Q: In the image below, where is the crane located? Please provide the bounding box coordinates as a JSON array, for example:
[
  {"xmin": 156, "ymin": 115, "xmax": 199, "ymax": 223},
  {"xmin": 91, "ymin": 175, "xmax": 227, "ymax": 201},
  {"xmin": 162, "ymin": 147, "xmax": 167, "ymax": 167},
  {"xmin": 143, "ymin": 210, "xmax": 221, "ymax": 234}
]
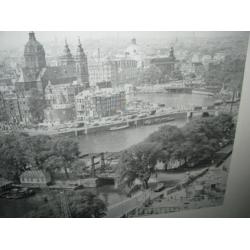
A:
[{"xmin": 79, "ymin": 152, "xmax": 115, "ymax": 177}]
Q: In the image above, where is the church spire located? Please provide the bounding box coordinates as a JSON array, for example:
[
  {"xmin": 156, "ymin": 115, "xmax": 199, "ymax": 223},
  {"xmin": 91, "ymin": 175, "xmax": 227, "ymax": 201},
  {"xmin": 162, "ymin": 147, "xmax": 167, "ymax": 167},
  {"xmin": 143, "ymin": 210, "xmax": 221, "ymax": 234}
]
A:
[
  {"xmin": 64, "ymin": 38, "xmax": 68, "ymax": 48},
  {"xmin": 60, "ymin": 38, "xmax": 74, "ymax": 66},
  {"xmin": 76, "ymin": 37, "xmax": 85, "ymax": 56},
  {"xmin": 169, "ymin": 47, "xmax": 175, "ymax": 59},
  {"xmin": 63, "ymin": 38, "xmax": 71, "ymax": 55},
  {"xmin": 75, "ymin": 37, "xmax": 89, "ymax": 88}
]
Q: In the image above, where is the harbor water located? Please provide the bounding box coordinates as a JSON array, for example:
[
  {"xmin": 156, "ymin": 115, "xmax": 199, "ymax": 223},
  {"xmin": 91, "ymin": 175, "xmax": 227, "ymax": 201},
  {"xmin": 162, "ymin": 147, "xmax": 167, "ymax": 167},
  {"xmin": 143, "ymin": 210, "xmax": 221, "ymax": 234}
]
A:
[
  {"xmin": 0, "ymin": 93, "xmax": 216, "ymax": 217},
  {"xmin": 78, "ymin": 93, "xmax": 215, "ymax": 154}
]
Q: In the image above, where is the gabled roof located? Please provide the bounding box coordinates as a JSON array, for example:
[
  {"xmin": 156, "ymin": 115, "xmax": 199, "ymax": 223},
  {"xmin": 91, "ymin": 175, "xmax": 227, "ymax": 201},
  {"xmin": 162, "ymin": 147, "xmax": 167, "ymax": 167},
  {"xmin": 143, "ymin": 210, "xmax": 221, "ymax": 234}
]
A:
[
  {"xmin": 17, "ymin": 65, "xmax": 77, "ymax": 86},
  {"xmin": 20, "ymin": 170, "xmax": 50, "ymax": 180},
  {"xmin": 42, "ymin": 65, "xmax": 77, "ymax": 85}
]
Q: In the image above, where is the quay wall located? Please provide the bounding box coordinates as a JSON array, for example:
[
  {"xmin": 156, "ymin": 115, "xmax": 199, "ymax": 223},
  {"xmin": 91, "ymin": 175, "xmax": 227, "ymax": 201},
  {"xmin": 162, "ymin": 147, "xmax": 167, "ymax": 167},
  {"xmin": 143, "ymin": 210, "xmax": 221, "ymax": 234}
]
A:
[
  {"xmin": 137, "ymin": 87, "xmax": 192, "ymax": 94},
  {"xmin": 26, "ymin": 108, "xmax": 217, "ymax": 137},
  {"xmin": 49, "ymin": 111, "xmax": 188, "ymax": 137}
]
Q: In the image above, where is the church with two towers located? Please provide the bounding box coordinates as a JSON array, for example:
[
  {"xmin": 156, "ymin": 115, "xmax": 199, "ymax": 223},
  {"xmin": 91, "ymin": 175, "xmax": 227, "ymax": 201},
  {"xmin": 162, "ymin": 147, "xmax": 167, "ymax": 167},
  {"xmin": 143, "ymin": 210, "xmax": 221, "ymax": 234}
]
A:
[{"xmin": 16, "ymin": 31, "xmax": 89, "ymax": 94}]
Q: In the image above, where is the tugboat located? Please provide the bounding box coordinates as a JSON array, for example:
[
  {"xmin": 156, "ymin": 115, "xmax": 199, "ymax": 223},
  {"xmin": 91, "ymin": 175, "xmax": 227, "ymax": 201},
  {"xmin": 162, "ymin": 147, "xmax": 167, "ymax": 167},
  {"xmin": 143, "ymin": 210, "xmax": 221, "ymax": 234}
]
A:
[
  {"xmin": 2, "ymin": 187, "xmax": 36, "ymax": 199},
  {"xmin": 214, "ymin": 100, "xmax": 224, "ymax": 106}
]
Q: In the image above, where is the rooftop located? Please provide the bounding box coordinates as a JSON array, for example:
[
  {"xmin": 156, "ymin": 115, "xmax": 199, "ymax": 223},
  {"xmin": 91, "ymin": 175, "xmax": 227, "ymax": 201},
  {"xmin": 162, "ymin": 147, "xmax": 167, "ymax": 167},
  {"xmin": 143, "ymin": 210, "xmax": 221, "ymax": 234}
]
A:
[
  {"xmin": 76, "ymin": 87, "xmax": 125, "ymax": 99},
  {"xmin": 20, "ymin": 170, "xmax": 50, "ymax": 179}
]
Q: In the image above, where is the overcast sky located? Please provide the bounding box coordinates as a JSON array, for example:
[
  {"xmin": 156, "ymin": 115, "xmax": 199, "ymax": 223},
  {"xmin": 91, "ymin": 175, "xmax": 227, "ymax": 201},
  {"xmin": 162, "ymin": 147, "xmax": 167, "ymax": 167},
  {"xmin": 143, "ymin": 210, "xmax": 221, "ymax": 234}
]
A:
[{"xmin": 0, "ymin": 31, "xmax": 248, "ymax": 51}]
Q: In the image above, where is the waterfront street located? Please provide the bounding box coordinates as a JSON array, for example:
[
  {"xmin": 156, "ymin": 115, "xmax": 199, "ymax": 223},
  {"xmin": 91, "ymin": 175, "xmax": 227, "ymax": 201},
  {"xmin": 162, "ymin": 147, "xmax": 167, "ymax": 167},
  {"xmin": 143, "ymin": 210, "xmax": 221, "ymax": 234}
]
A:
[
  {"xmin": 0, "ymin": 30, "xmax": 245, "ymax": 218},
  {"xmin": 19, "ymin": 92, "xmax": 238, "ymax": 155},
  {"xmin": 78, "ymin": 92, "xmax": 216, "ymax": 154}
]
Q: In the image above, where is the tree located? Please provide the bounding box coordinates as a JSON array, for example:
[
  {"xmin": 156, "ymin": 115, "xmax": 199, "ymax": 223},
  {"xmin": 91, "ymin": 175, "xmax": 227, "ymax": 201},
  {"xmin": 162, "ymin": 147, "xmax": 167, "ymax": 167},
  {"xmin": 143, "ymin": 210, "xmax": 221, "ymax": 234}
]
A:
[
  {"xmin": 204, "ymin": 57, "xmax": 246, "ymax": 92},
  {"xmin": 43, "ymin": 155, "xmax": 66, "ymax": 181},
  {"xmin": 179, "ymin": 114, "xmax": 235, "ymax": 167},
  {"xmin": 50, "ymin": 138, "xmax": 80, "ymax": 179},
  {"xmin": 0, "ymin": 133, "xmax": 83, "ymax": 182},
  {"xmin": 147, "ymin": 125, "xmax": 184, "ymax": 170},
  {"xmin": 172, "ymin": 69, "xmax": 183, "ymax": 80},
  {"xmin": 28, "ymin": 135, "xmax": 53, "ymax": 167},
  {"xmin": 181, "ymin": 130, "xmax": 217, "ymax": 167},
  {"xmin": 118, "ymin": 142, "xmax": 160, "ymax": 190},
  {"xmin": 222, "ymin": 57, "xmax": 246, "ymax": 91},
  {"xmin": 68, "ymin": 191, "xmax": 106, "ymax": 218},
  {"xmin": 0, "ymin": 132, "xmax": 32, "ymax": 181},
  {"xmin": 28, "ymin": 88, "xmax": 47, "ymax": 124},
  {"xmin": 185, "ymin": 113, "xmax": 235, "ymax": 146},
  {"xmin": 71, "ymin": 159, "xmax": 87, "ymax": 176},
  {"xmin": 148, "ymin": 125, "xmax": 184, "ymax": 146},
  {"xmin": 26, "ymin": 190, "xmax": 107, "ymax": 218}
]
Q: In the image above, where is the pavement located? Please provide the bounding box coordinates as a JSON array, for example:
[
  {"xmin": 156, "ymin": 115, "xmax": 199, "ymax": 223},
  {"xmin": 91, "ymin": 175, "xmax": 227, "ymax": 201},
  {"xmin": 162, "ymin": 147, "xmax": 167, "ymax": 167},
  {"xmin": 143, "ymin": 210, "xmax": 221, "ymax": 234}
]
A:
[
  {"xmin": 105, "ymin": 168, "xmax": 209, "ymax": 218},
  {"xmin": 139, "ymin": 155, "xmax": 231, "ymax": 218}
]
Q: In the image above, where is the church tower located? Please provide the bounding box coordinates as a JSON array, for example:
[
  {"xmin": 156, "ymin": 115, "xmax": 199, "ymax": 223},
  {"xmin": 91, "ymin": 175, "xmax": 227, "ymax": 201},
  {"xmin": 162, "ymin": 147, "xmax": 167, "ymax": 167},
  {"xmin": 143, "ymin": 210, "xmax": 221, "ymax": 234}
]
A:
[
  {"xmin": 169, "ymin": 47, "xmax": 175, "ymax": 60},
  {"xmin": 59, "ymin": 39, "xmax": 75, "ymax": 66},
  {"xmin": 24, "ymin": 32, "xmax": 46, "ymax": 70},
  {"xmin": 75, "ymin": 38, "xmax": 89, "ymax": 88}
]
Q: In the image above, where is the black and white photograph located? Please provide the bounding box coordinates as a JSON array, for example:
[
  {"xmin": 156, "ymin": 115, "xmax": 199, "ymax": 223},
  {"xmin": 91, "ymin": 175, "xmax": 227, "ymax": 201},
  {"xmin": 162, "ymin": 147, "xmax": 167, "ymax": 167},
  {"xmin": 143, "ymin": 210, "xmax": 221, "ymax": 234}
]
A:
[{"xmin": 0, "ymin": 30, "xmax": 248, "ymax": 218}]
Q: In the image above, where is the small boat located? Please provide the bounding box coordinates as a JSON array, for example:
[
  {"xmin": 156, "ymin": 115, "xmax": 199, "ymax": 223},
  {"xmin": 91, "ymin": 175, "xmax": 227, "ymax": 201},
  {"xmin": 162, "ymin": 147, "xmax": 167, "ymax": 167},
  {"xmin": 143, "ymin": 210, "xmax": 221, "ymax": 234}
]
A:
[
  {"xmin": 225, "ymin": 99, "xmax": 239, "ymax": 104},
  {"xmin": 192, "ymin": 89, "xmax": 215, "ymax": 96},
  {"xmin": 214, "ymin": 100, "xmax": 224, "ymax": 106},
  {"xmin": 158, "ymin": 103, "xmax": 166, "ymax": 107},
  {"xmin": 109, "ymin": 124, "xmax": 130, "ymax": 131},
  {"xmin": 161, "ymin": 117, "xmax": 175, "ymax": 123},
  {"xmin": 138, "ymin": 114, "xmax": 147, "ymax": 118},
  {"xmin": 1, "ymin": 188, "xmax": 36, "ymax": 199},
  {"xmin": 150, "ymin": 110, "xmax": 156, "ymax": 115}
]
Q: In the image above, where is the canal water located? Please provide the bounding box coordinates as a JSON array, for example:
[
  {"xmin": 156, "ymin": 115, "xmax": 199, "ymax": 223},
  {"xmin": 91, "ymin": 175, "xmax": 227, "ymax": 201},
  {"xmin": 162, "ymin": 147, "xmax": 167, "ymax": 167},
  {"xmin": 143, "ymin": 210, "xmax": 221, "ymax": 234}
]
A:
[
  {"xmin": 78, "ymin": 93, "xmax": 215, "ymax": 154},
  {"xmin": 0, "ymin": 93, "xmax": 215, "ymax": 217},
  {"xmin": 135, "ymin": 92, "xmax": 214, "ymax": 108}
]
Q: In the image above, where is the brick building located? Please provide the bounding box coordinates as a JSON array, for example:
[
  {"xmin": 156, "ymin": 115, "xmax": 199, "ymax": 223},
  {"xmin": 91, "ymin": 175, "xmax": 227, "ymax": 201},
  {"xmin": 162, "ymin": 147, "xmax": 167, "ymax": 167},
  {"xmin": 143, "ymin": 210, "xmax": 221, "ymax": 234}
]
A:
[
  {"xmin": 150, "ymin": 47, "xmax": 177, "ymax": 79},
  {"xmin": 88, "ymin": 58, "xmax": 138, "ymax": 87},
  {"xmin": 75, "ymin": 88, "xmax": 126, "ymax": 121}
]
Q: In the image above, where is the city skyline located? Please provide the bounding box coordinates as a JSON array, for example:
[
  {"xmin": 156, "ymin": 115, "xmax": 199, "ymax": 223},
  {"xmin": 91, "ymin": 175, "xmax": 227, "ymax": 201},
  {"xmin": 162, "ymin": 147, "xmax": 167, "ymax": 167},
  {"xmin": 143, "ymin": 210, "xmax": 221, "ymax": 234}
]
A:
[
  {"xmin": 0, "ymin": 31, "xmax": 248, "ymax": 218},
  {"xmin": 0, "ymin": 31, "xmax": 248, "ymax": 51}
]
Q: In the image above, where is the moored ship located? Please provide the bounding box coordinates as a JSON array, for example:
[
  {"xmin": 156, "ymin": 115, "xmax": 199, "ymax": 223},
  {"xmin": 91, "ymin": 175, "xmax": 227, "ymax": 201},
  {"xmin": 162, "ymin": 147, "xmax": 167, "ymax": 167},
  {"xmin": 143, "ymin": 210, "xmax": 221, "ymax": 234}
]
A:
[
  {"xmin": 109, "ymin": 124, "xmax": 130, "ymax": 131},
  {"xmin": 192, "ymin": 89, "xmax": 215, "ymax": 96}
]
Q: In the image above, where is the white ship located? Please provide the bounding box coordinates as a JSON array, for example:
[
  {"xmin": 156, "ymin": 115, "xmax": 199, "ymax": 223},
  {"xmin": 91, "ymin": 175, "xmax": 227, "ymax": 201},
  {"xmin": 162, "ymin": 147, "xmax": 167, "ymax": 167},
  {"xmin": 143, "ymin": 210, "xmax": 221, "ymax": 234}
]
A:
[
  {"xmin": 192, "ymin": 89, "xmax": 215, "ymax": 96},
  {"xmin": 109, "ymin": 124, "xmax": 130, "ymax": 131}
]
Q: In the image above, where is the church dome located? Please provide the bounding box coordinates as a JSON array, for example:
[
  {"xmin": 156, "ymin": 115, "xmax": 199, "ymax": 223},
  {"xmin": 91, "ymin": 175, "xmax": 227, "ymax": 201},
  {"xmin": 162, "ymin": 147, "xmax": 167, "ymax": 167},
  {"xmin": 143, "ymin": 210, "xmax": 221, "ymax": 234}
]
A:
[
  {"xmin": 24, "ymin": 32, "xmax": 45, "ymax": 56},
  {"xmin": 125, "ymin": 38, "xmax": 142, "ymax": 56},
  {"xmin": 24, "ymin": 32, "xmax": 46, "ymax": 69}
]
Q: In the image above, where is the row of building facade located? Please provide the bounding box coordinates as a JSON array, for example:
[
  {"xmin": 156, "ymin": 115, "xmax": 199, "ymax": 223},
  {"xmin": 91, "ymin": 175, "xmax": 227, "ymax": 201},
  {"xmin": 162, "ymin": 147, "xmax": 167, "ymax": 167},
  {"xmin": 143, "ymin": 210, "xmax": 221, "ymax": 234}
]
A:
[{"xmin": 0, "ymin": 32, "xmax": 179, "ymax": 125}]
